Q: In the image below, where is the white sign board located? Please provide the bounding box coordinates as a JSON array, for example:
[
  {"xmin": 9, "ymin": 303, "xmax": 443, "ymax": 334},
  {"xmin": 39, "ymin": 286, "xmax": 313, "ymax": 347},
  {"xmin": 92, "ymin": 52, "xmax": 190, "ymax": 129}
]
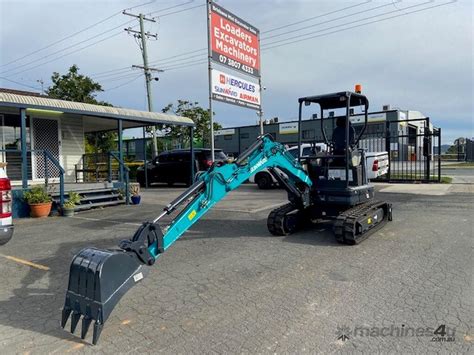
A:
[
  {"xmin": 211, "ymin": 69, "xmax": 260, "ymax": 110},
  {"xmin": 350, "ymin": 112, "xmax": 387, "ymax": 124},
  {"xmin": 214, "ymin": 128, "xmax": 236, "ymax": 136},
  {"xmin": 279, "ymin": 122, "xmax": 298, "ymax": 134}
]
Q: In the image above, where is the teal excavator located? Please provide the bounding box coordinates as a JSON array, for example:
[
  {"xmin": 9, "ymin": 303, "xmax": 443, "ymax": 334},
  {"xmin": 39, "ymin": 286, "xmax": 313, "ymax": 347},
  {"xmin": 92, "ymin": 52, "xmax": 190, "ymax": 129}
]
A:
[{"xmin": 61, "ymin": 92, "xmax": 392, "ymax": 344}]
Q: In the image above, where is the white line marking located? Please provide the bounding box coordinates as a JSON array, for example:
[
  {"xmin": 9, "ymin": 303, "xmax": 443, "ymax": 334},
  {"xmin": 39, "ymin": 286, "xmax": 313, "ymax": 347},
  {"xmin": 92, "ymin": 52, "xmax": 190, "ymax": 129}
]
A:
[{"xmin": 71, "ymin": 216, "xmax": 141, "ymax": 226}]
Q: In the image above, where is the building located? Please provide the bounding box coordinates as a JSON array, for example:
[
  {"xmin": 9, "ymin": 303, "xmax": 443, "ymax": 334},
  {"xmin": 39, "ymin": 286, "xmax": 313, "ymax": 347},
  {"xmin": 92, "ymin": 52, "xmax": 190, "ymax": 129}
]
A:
[
  {"xmin": 0, "ymin": 88, "xmax": 194, "ymax": 216},
  {"xmin": 214, "ymin": 108, "xmax": 437, "ymax": 162}
]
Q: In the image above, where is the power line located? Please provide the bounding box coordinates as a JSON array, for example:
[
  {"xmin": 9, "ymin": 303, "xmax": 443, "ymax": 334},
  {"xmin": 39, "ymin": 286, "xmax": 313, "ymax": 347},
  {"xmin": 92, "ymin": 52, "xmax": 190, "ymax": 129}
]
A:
[
  {"xmin": 104, "ymin": 74, "xmax": 143, "ymax": 91},
  {"xmin": 151, "ymin": 52, "xmax": 205, "ymax": 66},
  {"xmin": 147, "ymin": 0, "xmax": 195, "ymax": 16},
  {"xmin": 261, "ymin": 0, "xmax": 371, "ymax": 34},
  {"xmin": 261, "ymin": 0, "xmax": 433, "ymax": 48},
  {"xmin": 156, "ymin": 1, "xmax": 455, "ymax": 70},
  {"xmin": 2, "ymin": 1, "xmax": 200, "ymax": 78},
  {"xmin": 150, "ymin": 2, "xmax": 204, "ymax": 17},
  {"xmin": 92, "ymin": 67, "xmax": 135, "ymax": 79},
  {"xmin": 100, "ymin": 72, "xmax": 143, "ymax": 83},
  {"xmin": 0, "ymin": 76, "xmax": 41, "ymax": 91},
  {"xmin": 90, "ymin": 66, "xmax": 131, "ymax": 77},
  {"xmin": 130, "ymin": 1, "xmax": 389, "ymax": 70},
  {"xmin": 0, "ymin": 0, "xmax": 157, "ymax": 69},
  {"xmin": 261, "ymin": 1, "xmax": 396, "ymax": 41},
  {"xmin": 0, "ymin": 19, "xmax": 136, "ymax": 76},
  {"xmin": 161, "ymin": 59, "xmax": 207, "ymax": 71},
  {"xmin": 4, "ymin": 29, "xmax": 134, "ymax": 78},
  {"xmin": 262, "ymin": 0, "xmax": 456, "ymax": 51}
]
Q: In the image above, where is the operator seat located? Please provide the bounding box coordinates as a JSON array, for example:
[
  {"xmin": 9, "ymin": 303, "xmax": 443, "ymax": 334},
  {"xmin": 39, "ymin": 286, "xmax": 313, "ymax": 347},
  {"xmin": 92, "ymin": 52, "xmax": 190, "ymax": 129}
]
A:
[{"xmin": 331, "ymin": 117, "xmax": 355, "ymax": 166}]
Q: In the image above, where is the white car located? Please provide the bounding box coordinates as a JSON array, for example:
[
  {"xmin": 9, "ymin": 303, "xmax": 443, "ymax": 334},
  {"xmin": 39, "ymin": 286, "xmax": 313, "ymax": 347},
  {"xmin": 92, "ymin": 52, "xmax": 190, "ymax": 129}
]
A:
[
  {"xmin": 249, "ymin": 143, "xmax": 326, "ymax": 189},
  {"xmin": 0, "ymin": 163, "xmax": 13, "ymax": 245},
  {"xmin": 249, "ymin": 144, "xmax": 388, "ymax": 189}
]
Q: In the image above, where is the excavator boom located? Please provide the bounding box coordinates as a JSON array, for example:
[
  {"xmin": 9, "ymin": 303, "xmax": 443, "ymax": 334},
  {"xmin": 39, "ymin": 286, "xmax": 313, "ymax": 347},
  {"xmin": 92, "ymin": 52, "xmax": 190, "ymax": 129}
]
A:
[{"xmin": 61, "ymin": 135, "xmax": 312, "ymax": 344}]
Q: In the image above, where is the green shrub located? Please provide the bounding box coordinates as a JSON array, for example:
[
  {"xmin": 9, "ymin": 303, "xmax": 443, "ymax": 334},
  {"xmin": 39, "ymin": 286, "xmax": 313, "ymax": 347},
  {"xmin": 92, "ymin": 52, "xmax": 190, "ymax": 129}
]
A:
[
  {"xmin": 23, "ymin": 186, "xmax": 52, "ymax": 204},
  {"xmin": 64, "ymin": 191, "xmax": 82, "ymax": 209}
]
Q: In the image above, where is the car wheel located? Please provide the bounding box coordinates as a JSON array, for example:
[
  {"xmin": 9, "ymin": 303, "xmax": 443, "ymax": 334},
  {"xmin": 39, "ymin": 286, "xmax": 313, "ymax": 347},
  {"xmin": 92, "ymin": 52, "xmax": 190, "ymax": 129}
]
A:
[{"xmin": 256, "ymin": 173, "xmax": 272, "ymax": 189}]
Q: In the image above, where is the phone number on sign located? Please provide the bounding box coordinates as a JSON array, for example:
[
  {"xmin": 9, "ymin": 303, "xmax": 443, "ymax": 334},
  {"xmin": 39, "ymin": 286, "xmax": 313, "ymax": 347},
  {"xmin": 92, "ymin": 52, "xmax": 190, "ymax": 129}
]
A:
[{"xmin": 217, "ymin": 54, "xmax": 256, "ymax": 76}]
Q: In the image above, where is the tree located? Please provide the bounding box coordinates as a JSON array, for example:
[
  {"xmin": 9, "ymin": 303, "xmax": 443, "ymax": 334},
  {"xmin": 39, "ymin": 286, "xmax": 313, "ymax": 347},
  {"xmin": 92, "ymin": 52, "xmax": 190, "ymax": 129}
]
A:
[
  {"xmin": 160, "ymin": 100, "xmax": 222, "ymax": 148},
  {"xmin": 46, "ymin": 65, "xmax": 116, "ymax": 153},
  {"xmin": 46, "ymin": 64, "xmax": 110, "ymax": 105}
]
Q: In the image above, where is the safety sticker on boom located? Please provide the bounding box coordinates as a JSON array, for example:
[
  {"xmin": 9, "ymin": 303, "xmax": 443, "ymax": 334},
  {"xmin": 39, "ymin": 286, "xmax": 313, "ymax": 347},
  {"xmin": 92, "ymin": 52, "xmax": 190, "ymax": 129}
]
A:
[{"xmin": 188, "ymin": 210, "xmax": 197, "ymax": 221}]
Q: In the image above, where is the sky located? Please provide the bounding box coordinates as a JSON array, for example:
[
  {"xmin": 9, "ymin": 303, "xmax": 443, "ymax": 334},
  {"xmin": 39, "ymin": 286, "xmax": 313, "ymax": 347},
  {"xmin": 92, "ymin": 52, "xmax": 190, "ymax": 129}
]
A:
[{"xmin": 0, "ymin": 0, "xmax": 472, "ymax": 144}]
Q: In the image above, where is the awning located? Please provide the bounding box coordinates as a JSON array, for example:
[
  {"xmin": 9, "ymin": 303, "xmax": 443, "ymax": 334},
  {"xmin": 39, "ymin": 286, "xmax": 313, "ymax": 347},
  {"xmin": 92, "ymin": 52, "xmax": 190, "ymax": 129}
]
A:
[{"xmin": 0, "ymin": 92, "xmax": 194, "ymax": 127}]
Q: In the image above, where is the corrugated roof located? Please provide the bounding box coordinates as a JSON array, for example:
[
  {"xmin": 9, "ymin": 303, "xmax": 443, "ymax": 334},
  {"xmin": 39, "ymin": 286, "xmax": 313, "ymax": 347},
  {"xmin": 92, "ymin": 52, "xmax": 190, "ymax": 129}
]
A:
[{"xmin": 0, "ymin": 92, "xmax": 194, "ymax": 127}]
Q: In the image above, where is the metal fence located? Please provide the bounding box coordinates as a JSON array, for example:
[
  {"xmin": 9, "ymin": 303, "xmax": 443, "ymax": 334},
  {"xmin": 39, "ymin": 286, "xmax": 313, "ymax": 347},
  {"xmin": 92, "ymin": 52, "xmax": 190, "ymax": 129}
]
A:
[{"xmin": 369, "ymin": 117, "xmax": 441, "ymax": 183}]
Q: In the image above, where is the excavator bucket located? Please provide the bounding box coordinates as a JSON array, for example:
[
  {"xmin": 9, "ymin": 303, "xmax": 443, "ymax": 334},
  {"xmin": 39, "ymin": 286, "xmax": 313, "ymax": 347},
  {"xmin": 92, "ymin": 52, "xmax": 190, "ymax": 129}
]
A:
[{"xmin": 61, "ymin": 247, "xmax": 147, "ymax": 344}]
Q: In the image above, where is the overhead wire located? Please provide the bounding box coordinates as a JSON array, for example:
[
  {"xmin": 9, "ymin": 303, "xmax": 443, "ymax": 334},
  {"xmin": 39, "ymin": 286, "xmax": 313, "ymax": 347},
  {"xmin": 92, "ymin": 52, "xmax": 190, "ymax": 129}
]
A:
[
  {"xmin": 104, "ymin": 74, "xmax": 143, "ymax": 91},
  {"xmin": 260, "ymin": 0, "xmax": 372, "ymax": 34},
  {"xmin": 261, "ymin": 0, "xmax": 455, "ymax": 51},
  {"xmin": 0, "ymin": 76, "xmax": 42, "ymax": 91},
  {"xmin": 99, "ymin": 0, "xmax": 457, "ymax": 91},
  {"xmin": 0, "ymin": 0, "xmax": 158, "ymax": 70},
  {"xmin": 1, "ymin": 1, "xmax": 200, "ymax": 78},
  {"xmin": 261, "ymin": 1, "xmax": 397, "ymax": 41},
  {"xmin": 4, "ymin": 0, "xmax": 457, "ymax": 91}
]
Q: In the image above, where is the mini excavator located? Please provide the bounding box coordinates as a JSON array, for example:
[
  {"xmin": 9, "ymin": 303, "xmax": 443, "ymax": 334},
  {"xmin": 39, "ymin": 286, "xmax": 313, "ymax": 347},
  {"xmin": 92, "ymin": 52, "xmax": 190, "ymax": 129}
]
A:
[{"xmin": 61, "ymin": 91, "xmax": 392, "ymax": 344}]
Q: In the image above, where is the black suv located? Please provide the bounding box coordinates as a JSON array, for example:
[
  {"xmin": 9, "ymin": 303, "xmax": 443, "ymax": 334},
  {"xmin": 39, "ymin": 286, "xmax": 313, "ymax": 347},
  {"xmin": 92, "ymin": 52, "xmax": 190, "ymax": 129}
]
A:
[{"xmin": 136, "ymin": 149, "xmax": 227, "ymax": 186}]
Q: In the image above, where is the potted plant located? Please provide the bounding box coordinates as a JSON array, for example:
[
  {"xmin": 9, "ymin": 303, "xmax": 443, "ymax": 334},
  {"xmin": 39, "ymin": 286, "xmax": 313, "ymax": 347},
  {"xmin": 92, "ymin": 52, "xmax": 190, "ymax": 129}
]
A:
[
  {"xmin": 62, "ymin": 191, "xmax": 81, "ymax": 217},
  {"xmin": 130, "ymin": 183, "xmax": 141, "ymax": 205},
  {"xmin": 23, "ymin": 185, "xmax": 52, "ymax": 218}
]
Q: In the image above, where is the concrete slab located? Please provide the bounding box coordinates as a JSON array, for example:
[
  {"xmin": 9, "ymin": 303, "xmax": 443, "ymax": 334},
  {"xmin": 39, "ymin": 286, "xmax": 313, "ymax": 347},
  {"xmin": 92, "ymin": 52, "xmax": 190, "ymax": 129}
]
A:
[{"xmin": 378, "ymin": 183, "xmax": 451, "ymax": 195}]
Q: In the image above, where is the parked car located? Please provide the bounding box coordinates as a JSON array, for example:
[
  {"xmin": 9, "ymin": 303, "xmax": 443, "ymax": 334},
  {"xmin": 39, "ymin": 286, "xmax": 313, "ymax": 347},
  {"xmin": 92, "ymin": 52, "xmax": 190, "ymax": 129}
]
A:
[
  {"xmin": 249, "ymin": 143, "xmax": 388, "ymax": 189},
  {"xmin": 136, "ymin": 149, "xmax": 228, "ymax": 186},
  {"xmin": 0, "ymin": 163, "xmax": 13, "ymax": 245},
  {"xmin": 365, "ymin": 151, "xmax": 389, "ymax": 180},
  {"xmin": 249, "ymin": 143, "xmax": 327, "ymax": 189}
]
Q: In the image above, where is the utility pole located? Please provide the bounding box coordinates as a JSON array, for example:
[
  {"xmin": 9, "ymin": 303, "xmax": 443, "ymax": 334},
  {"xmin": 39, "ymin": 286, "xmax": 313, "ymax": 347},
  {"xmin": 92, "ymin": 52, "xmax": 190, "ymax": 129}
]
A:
[
  {"xmin": 258, "ymin": 82, "xmax": 266, "ymax": 135},
  {"xmin": 36, "ymin": 79, "xmax": 44, "ymax": 94},
  {"xmin": 123, "ymin": 10, "xmax": 162, "ymax": 157},
  {"xmin": 206, "ymin": 0, "xmax": 215, "ymax": 161}
]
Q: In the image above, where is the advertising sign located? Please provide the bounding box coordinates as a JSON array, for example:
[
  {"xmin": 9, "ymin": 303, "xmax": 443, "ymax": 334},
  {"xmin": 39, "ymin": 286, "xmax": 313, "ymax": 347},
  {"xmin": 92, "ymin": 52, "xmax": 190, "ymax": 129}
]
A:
[
  {"xmin": 350, "ymin": 112, "xmax": 387, "ymax": 124},
  {"xmin": 209, "ymin": 2, "xmax": 260, "ymax": 78},
  {"xmin": 214, "ymin": 128, "xmax": 236, "ymax": 136},
  {"xmin": 211, "ymin": 69, "xmax": 260, "ymax": 110},
  {"xmin": 279, "ymin": 122, "xmax": 299, "ymax": 134}
]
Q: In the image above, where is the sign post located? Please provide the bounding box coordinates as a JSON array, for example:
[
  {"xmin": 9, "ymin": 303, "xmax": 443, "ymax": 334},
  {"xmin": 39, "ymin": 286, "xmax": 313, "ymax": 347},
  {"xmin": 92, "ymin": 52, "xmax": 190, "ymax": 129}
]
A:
[
  {"xmin": 206, "ymin": 0, "xmax": 215, "ymax": 161},
  {"xmin": 207, "ymin": 0, "xmax": 261, "ymax": 159}
]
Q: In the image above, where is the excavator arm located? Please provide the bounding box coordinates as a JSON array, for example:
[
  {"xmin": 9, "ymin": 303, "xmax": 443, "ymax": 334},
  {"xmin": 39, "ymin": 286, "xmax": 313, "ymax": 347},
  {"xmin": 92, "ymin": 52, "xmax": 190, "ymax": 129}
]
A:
[{"xmin": 61, "ymin": 135, "xmax": 312, "ymax": 344}]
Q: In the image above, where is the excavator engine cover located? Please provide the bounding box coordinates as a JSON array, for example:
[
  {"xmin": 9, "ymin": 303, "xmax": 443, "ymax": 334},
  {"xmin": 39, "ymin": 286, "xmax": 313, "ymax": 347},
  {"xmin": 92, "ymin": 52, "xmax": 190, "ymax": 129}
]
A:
[{"xmin": 61, "ymin": 247, "xmax": 146, "ymax": 344}]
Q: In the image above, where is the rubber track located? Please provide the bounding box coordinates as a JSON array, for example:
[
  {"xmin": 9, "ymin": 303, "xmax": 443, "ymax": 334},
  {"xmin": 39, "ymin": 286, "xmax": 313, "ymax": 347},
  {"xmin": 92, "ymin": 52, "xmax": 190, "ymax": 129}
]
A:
[
  {"xmin": 333, "ymin": 200, "xmax": 392, "ymax": 245},
  {"xmin": 267, "ymin": 203, "xmax": 299, "ymax": 236}
]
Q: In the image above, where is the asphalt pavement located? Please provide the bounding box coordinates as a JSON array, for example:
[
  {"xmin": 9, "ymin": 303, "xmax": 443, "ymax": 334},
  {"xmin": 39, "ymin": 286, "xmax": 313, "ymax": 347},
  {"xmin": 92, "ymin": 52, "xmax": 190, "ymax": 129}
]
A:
[{"xmin": 0, "ymin": 183, "xmax": 472, "ymax": 354}]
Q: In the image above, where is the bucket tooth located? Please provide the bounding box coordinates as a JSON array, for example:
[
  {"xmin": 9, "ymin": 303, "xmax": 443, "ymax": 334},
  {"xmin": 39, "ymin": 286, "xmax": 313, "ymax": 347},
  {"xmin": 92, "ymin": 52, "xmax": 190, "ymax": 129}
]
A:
[
  {"xmin": 81, "ymin": 316, "xmax": 92, "ymax": 339},
  {"xmin": 61, "ymin": 307, "xmax": 71, "ymax": 328},
  {"xmin": 70, "ymin": 312, "xmax": 81, "ymax": 334},
  {"xmin": 62, "ymin": 247, "xmax": 147, "ymax": 344},
  {"xmin": 92, "ymin": 321, "xmax": 103, "ymax": 345}
]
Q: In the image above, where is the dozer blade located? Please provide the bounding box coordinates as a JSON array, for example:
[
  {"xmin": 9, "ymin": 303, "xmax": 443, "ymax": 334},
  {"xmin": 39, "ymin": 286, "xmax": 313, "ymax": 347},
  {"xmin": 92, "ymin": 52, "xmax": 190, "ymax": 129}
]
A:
[{"xmin": 61, "ymin": 247, "xmax": 147, "ymax": 344}]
